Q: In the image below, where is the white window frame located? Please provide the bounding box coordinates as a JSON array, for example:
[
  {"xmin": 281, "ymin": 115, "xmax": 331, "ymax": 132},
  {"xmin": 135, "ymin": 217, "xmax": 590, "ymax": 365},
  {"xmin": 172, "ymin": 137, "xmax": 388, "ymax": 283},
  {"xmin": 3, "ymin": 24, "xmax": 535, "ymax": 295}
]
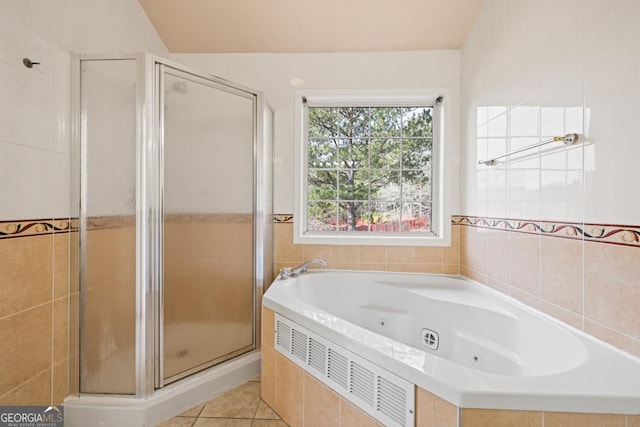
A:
[{"xmin": 293, "ymin": 88, "xmax": 451, "ymax": 246}]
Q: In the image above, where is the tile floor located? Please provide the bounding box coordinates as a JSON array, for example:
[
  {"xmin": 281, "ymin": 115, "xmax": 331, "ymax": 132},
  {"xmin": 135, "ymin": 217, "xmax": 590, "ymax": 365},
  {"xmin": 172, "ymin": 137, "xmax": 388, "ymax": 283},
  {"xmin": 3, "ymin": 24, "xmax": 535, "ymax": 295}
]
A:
[{"xmin": 157, "ymin": 377, "xmax": 288, "ymax": 427}]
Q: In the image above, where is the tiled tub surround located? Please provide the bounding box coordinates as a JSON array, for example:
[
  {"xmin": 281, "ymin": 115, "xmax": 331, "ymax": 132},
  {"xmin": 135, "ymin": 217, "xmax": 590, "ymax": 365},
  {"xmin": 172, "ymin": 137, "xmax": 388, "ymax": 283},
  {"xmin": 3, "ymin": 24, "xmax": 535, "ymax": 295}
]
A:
[
  {"xmin": 273, "ymin": 215, "xmax": 460, "ymax": 276},
  {"xmin": 274, "ymin": 214, "xmax": 640, "ymax": 359},
  {"xmin": 269, "ymin": 214, "xmax": 640, "ymax": 424},
  {"xmin": 457, "ymin": 215, "xmax": 640, "ymax": 359},
  {"xmin": 0, "ymin": 218, "xmax": 76, "ymax": 405},
  {"xmin": 261, "ymin": 306, "xmax": 458, "ymax": 427},
  {"xmin": 262, "ymin": 307, "xmax": 639, "ymax": 427}
]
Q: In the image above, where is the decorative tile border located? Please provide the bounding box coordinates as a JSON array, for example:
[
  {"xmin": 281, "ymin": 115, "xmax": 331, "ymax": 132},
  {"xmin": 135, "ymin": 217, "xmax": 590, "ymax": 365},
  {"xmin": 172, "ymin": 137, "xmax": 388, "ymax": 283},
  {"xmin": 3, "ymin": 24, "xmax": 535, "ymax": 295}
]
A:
[
  {"xmin": 454, "ymin": 215, "xmax": 640, "ymax": 248},
  {"xmin": 1, "ymin": 214, "xmax": 256, "ymax": 237},
  {"xmin": 0, "ymin": 218, "xmax": 78, "ymax": 240}
]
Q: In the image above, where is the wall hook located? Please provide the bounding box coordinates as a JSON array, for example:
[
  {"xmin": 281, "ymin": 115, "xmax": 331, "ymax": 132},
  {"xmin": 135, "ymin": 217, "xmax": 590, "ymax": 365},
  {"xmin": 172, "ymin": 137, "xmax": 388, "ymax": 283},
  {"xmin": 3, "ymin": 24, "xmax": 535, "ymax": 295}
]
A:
[{"xmin": 23, "ymin": 58, "xmax": 41, "ymax": 68}]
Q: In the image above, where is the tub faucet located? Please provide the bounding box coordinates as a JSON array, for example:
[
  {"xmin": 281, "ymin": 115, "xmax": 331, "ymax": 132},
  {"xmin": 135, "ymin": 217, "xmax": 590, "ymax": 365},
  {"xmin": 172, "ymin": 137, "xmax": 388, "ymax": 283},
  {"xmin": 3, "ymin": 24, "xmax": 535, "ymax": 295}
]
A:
[{"xmin": 279, "ymin": 259, "xmax": 327, "ymax": 279}]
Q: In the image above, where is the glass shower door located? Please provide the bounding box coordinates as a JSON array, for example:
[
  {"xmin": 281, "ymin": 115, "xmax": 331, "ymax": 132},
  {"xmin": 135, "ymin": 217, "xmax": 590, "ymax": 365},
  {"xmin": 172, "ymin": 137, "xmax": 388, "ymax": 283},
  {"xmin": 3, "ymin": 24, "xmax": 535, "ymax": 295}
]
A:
[{"xmin": 160, "ymin": 66, "xmax": 256, "ymax": 385}]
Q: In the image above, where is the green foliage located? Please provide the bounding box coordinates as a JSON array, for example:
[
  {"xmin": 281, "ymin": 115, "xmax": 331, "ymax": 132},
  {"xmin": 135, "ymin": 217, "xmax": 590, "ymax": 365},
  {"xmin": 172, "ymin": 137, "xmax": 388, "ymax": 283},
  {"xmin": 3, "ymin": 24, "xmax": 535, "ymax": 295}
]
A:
[{"xmin": 307, "ymin": 106, "xmax": 433, "ymax": 231}]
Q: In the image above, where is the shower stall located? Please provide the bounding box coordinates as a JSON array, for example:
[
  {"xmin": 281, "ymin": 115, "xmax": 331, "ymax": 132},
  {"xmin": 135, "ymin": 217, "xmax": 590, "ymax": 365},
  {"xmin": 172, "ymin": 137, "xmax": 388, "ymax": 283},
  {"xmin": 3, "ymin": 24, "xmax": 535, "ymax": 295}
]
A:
[{"xmin": 65, "ymin": 53, "xmax": 272, "ymax": 426}]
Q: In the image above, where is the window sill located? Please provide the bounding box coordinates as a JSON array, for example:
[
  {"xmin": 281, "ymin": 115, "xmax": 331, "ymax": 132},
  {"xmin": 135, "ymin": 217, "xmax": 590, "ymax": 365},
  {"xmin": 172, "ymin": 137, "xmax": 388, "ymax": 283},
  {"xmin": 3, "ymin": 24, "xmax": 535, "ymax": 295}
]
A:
[{"xmin": 293, "ymin": 229, "xmax": 451, "ymax": 247}]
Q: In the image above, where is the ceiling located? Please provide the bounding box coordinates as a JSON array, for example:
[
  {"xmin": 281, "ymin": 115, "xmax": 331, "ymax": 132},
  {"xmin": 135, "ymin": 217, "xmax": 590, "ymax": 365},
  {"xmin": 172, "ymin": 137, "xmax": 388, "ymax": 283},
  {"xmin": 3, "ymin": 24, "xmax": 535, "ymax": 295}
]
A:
[{"xmin": 138, "ymin": 0, "xmax": 485, "ymax": 53}]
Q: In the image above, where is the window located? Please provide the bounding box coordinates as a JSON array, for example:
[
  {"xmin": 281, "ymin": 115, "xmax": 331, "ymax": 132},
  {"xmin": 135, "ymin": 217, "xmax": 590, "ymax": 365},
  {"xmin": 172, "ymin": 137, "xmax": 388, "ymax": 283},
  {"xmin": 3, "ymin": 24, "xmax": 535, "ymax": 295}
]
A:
[{"xmin": 294, "ymin": 90, "xmax": 450, "ymax": 246}]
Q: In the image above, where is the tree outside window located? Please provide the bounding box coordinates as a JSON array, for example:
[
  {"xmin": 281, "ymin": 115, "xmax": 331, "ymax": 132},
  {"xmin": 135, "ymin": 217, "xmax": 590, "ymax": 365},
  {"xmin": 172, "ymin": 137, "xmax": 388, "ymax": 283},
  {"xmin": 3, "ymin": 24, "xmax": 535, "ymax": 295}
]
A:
[{"xmin": 306, "ymin": 106, "xmax": 433, "ymax": 234}]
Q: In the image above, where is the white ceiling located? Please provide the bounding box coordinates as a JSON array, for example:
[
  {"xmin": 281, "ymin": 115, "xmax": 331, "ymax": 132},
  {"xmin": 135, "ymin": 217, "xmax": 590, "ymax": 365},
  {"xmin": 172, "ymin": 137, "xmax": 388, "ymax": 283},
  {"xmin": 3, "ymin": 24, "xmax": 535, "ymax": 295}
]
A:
[{"xmin": 138, "ymin": 0, "xmax": 485, "ymax": 53}]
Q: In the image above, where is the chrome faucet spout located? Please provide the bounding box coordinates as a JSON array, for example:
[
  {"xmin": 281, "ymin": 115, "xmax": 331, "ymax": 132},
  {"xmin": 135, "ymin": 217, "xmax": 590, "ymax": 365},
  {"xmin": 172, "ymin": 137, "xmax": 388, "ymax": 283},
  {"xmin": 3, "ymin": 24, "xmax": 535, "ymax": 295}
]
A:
[
  {"xmin": 279, "ymin": 259, "xmax": 327, "ymax": 279},
  {"xmin": 291, "ymin": 259, "xmax": 328, "ymax": 275}
]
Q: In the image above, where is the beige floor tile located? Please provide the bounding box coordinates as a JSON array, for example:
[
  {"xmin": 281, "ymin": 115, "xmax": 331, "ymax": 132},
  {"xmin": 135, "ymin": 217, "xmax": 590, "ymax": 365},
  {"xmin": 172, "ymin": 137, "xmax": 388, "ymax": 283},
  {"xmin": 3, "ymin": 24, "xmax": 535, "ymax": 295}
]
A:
[
  {"xmin": 251, "ymin": 420, "xmax": 288, "ymax": 427},
  {"xmin": 193, "ymin": 418, "xmax": 252, "ymax": 427},
  {"xmin": 200, "ymin": 382, "xmax": 261, "ymax": 418},
  {"xmin": 180, "ymin": 404, "xmax": 205, "ymax": 417},
  {"xmin": 254, "ymin": 400, "xmax": 280, "ymax": 420},
  {"xmin": 158, "ymin": 417, "xmax": 197, "ymax": 427}
]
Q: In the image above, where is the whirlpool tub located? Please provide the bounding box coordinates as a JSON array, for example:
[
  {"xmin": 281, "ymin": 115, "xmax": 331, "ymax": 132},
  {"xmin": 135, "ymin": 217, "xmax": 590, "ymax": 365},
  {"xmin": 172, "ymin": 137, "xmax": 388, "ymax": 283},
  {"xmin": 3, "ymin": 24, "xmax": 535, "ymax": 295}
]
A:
[{"xmin": 262, "ymin": 270, "xmax": 640, "ymax": 416}]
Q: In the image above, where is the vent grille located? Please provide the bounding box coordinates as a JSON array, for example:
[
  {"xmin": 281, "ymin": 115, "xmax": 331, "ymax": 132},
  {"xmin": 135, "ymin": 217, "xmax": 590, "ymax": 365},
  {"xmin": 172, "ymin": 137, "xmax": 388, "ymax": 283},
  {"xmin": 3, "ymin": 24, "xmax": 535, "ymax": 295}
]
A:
[
  {"xmin": 308, "ymin": 338, "xmax": 326, "ymax": 374},
  {"xmin": 350, "ymin": 362, "xmax": 374, "ymax": 405},
  {"xmin": 327, "ymin": 349, "xmax": 349, "ymax": 389},
  {"xmin": 291, "ymin": 329, "xmax": 308, "ymax": 362},
  {"xmin": 274, "ymin": 314, "xmax": 414, "ymax": 427},
  {"xmin": 275, "ymin": 320, "xmax": 290, "ymax": 350},
  {"xmin": 377, "ymin": 377, "xmax": 407, "ymax": 426}
]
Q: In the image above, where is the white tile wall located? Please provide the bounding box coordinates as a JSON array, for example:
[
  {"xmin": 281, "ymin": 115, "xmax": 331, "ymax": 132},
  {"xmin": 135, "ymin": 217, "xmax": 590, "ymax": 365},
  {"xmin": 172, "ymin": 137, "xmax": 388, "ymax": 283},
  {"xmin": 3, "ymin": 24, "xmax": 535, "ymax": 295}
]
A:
[
  {"xmin": 461, "ymin": 0, "xmax": 640, "ymax": 226},
  {"xmin": 0, "ymin": 0, "xmax": 167, "ymax": 221},
  {"xmin": 174, "ymin": 51, "xmax": 462, "ymax": 215}
]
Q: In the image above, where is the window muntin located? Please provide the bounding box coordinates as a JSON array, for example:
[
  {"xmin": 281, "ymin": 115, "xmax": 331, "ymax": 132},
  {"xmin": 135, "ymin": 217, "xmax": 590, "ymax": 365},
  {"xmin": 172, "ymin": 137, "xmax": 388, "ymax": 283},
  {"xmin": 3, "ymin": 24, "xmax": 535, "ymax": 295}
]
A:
[
  {"xmin": 293, "ymin": 88, "xmax": 455, "ymax": 246},
  {"xmin": 305, "ymin": 105, "xmax": 434, "ymax": 235}
]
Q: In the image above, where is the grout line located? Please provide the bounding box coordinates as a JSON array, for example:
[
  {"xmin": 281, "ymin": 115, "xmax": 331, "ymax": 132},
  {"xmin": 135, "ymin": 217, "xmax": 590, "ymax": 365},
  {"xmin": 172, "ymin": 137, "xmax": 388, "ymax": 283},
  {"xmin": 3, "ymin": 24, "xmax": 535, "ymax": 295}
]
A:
[
  {"xmin": 0, "ymin": 300, "xmax": 54, "ymax": 322},
  {"xmin": 51, "ymin": 228, "xmax": 55, "ymax": 406},
  {"xmin": 194, "ymin": 402, "xmax": 205, "ymax": 419},
  {"xmin": 580, "ymin": 2, "xmax": 587, "ymax": 338},
  {"xmin": 0, "ymin": 136, "xmax": 59, "ymax": 154},
  {"xmin": 197, "ymin": 416, "xmax": 256, "ymax": 420},
  {"xmin": 250, "ymin": 395, "xmax": 260, "ymax": 421},
  {"xmin": 580, "ymin": 234, "xmax": 586, "ymax": 332}
]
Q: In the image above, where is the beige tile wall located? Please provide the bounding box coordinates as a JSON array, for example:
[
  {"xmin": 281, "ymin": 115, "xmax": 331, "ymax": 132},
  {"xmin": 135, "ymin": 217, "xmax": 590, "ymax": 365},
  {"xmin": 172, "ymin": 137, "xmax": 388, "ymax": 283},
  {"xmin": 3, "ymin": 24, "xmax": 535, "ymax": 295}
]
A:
[
  {"xmin": 0, "ymin": 231, "xmax": 70, "ymax": 405},
  {"xmin": 460, "ymin": 225, "xmax": 640, "ymax": 358},
  {"xmin": 273, "ymin": 222, "xmax": 460, "ymax": 281},
  {"xmin": 262, "ymin": 306, "xmax": 384, "ymax": 427},
  {"xmin": 415, "ymin": 387, "xmax": 457, "ymax": 427},
  {"xmin": 459, "ymin": 409, "xmax": 635, "ymax": 427}
]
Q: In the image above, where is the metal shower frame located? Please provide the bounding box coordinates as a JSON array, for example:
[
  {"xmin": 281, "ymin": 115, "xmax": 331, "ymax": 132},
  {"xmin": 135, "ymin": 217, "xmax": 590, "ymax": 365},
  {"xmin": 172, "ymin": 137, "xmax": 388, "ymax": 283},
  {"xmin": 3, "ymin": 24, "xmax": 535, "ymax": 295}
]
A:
[{"xmin": 76, "ymin": 52, "xmax": 272, "ymax": 397}]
